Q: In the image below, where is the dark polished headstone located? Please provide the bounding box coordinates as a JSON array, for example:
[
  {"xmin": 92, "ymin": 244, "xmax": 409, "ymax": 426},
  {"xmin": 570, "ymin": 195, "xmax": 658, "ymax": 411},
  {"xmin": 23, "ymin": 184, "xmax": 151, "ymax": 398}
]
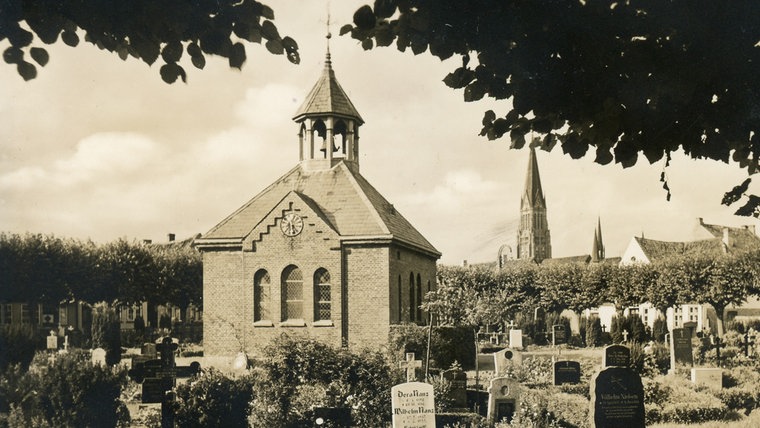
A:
[
  {"xmin": 603, "ymin": 344, "xmax": 630, "ymax": 368},
  {"xmin": 553, "ymin": 360, "xmax": 581, "ymax": 385},
  {"xmin": 590, "ymin": 367, "xmax": 645, "ymax": 428}
]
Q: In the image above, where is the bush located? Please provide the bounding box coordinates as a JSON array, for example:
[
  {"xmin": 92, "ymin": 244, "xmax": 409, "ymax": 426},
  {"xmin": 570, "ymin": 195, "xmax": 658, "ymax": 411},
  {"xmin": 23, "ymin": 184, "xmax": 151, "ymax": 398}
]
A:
[
  {"xmin": 92, "ymin": 302, "xmax": 121, "ymax": 366},
  {"xmin": 0, "ymin": 350, "xmax": 129, "ymax": 427},
  {"xmin": 652, "ymin": 317, "xmax": 668, "ymax": 342},
  {"xmin": 585, "ymin": 317, "xmax": 603, "ymax": 347},
  {"xmin": 645, "ymin": 374, "xmax": 730, "ymax": 424},
  {"xmin": 718, "ymin": 388, "xmax": 757, "ymax": 415},
  {"xmin": 173, "ymin": 368, "xmax": 255, "ymax": 428},
  {"xmin": 0, "ymin": 324, "xmax": 40, "ymax": 371},
  {"xmin": 249, "ymin": 335, "xmax": 394, "ymax": 428},
  {"xmin": 389, "ymin": 324, "xmax": 475, "ymax": 370}
]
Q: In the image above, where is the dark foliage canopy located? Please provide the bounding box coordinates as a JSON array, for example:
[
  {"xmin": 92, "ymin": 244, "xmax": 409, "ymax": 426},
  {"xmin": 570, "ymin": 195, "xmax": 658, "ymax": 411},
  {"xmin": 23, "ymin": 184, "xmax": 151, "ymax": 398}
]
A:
[
  {"xmin": 1, "ymin": 0, "xmax": 299, "ymax": 83},
  {"xmin": 343, "ymin": 0, "xmax": 760, "ymax": 216}
]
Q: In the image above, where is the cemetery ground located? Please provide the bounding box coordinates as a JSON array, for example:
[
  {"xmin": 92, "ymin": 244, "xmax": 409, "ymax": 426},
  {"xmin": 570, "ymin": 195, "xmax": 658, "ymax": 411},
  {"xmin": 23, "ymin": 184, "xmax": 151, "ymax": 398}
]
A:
[{"xmin": 4, "ymin": 324, "xmax": 760, "ymax": 427}]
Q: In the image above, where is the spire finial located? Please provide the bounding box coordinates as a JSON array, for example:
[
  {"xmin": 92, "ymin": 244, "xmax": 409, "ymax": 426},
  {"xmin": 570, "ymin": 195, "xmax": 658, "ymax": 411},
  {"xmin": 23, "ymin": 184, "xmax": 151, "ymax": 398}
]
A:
[{"xmin": 325, "ymin": 2, "xmax": 332, "ymax": 64}]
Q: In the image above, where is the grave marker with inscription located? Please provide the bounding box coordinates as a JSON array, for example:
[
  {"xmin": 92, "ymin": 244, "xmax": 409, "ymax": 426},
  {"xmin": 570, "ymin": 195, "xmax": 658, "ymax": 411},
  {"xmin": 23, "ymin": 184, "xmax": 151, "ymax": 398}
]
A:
[
  {"xmin": 670, "ymin": 327, "xmax": 694, "ymax": 371},
  {"xmin": 391, "ymin": 382, "xmax": 436, "ymax": 428},
  {"xmin": 602, "ymin": 344, "xmax": 631, "ymax": 368},
  {"xmin": 553, "ymin": 360, "xmax": 581, "ymax": 385},
  {"xmin": 91, "ymin": 348, "xmax": 107, "ymax": 366},
  {"xmin": 590, "ymin": 367, "xmax": 645, "ymax": 428},
  {"xmin": 442, "ymin": 368, "xmax": 468, "ymax": 410}
]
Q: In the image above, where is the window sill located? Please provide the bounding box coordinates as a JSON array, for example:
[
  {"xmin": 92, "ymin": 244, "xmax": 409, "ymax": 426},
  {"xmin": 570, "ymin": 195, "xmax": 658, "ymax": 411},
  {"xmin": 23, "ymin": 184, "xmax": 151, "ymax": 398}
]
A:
[
  {"xmin": 312, "ymin": 320, "xmax": 334, "ymax": 327},
  {"xmin": 253, "ymin": 320, "xmax": 274, "ymax": 328},
  {"xmin": 279, "ymin": 319, "xmax": 307, "ymax": 327}
]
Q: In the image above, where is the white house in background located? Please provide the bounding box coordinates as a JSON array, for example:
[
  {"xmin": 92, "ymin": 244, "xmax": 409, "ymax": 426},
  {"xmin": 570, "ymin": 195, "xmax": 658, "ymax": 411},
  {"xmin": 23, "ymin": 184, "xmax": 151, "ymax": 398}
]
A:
[{"xmin": 618, "ymin": 218, "xmax": 760, "ymax": 332}]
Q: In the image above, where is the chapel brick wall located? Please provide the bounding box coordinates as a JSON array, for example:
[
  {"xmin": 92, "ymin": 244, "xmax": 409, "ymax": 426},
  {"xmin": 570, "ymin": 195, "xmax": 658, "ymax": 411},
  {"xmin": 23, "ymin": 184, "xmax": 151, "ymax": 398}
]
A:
[
  {"xmin": 344, "ymin": 245, "xmax": 390, "ymax": 349},
  {"xmin": 203, "ymin": 251, "xmax": 247, "ymax": 355},
  {"xmin": 389, "ymin": 245, "xmax": 438, "ymax": 325}
]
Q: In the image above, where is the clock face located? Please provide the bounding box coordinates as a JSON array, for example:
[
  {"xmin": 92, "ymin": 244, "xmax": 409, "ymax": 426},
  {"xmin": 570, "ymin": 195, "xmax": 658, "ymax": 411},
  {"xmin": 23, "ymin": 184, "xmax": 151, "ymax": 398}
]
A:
[{"xmin": 280, "ymin": 212, "xmax": 304, "ymax": 237}]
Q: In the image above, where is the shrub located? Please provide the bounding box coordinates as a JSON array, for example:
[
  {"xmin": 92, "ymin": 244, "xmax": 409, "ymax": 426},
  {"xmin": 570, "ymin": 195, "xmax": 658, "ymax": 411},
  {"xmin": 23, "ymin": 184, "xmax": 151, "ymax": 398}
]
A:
[
  {"xmin": 652, "ymin": 317, "xmax": 668, "ymax": 342},
  {"xmin": 389, "ymin": 324, "xmax": 475, "ymax": 370},
  {"xmin": 249, "ymin": 335, "xmax": 393, "ymax": 428},
  {"xmin": 646, "ymin": 374, "xmax": 730, "ymax": 424},
  {"xmin": 718, "ymin": 388, "xmax": 757, "ymax": 415},
  {"xmin": 0, "ymin": 324, "xmax": 40, "ymax": 371},
  {"xmin": 585, "ymin": 317, "xmax": 603, "ymax": 347},
  {"xmin": 0, "ymin": 350, "xmax": 129, "ymax": 427},
  {"xmin": 173, "ymin": 368, "xmax": 255, "ymax": 428},
  {"xmin": 91, "ymin": 302, "xmax": 121, "ymax": 366}
]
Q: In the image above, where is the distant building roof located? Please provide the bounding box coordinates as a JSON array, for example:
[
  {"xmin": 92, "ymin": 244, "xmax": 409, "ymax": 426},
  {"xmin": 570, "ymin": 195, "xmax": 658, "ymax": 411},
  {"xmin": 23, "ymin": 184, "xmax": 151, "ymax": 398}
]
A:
[
  {"xmin": 541, "ymin": 255, "xmax": 592, "ymax": 265},
  {"xmin": 293, "ymin": 54, "xmax": 363, "ymax": 124}
]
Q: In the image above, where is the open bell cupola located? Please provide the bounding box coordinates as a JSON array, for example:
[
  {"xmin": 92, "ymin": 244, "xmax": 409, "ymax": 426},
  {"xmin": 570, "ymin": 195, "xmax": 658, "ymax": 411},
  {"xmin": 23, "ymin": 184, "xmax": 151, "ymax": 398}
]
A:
[{"xmin": 293, "ymin": 40, "xmax": 364, "ymax": 172}]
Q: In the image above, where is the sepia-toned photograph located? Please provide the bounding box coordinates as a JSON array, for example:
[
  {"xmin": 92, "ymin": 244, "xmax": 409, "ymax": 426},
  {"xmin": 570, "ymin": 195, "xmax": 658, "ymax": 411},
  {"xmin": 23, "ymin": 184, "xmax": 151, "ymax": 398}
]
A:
[{"xmin": 2, "ymin": 1, "xmax": 760, "ymax": 427}]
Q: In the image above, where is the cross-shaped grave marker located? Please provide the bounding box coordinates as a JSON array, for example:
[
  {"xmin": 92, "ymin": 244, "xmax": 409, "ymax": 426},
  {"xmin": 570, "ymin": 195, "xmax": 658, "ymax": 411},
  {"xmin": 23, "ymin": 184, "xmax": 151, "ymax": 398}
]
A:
[
  {"xmin": 742, "ymin": 331, "xmax": 755, "ymax": 358},
  {"xmin": 709, "ymin": 334, "xmax": 727, "ymax": 367},
  {"xmin": 399, "ymin": 352, "xmax": 422, "ymax": 382},
  {"xmin": 128, "ymin": 336, "xmax": 201, "ymax": 428},
  {"xmin": 507, "ymin": 320, "xmax": 516, "ymax": 330},
  {"xmin": 622, "ymin": 329, "xmax": 629, "ymax": 343}
]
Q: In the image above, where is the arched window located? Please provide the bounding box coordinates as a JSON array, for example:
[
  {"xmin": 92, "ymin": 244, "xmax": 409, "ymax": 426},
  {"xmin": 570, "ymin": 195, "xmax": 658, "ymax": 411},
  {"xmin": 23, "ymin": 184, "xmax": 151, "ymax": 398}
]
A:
[
  {"xmin": 253, "ymin": 269, "xmax": 270, "ymax": 322},
  {"xmin": 314, "ymin": 268, "xmax": 331, "ymax": 321},
  {"xmin": 397, "ymin": 275, "xmax": 402, "ymax": 323},
  {"xmin": 282, "ymin": 265, "xmax": 303, "ymax": 321},
  {"xmin": 416, "ymin": 274, "xmax": 423, "ymax": 324},
  {"xmin": 334, "ymin": 120, "xmax": 347, "ymax": 154},
  {"xmin": 409, "ymin": 272, "xmax": 416, "ymax": 322}
]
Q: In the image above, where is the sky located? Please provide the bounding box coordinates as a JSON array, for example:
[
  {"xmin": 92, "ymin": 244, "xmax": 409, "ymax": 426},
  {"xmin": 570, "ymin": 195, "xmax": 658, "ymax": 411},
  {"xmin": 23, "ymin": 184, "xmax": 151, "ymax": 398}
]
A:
[{"xmin": 1, "ymin": 2, "xmax": 758, "ymax": 265}]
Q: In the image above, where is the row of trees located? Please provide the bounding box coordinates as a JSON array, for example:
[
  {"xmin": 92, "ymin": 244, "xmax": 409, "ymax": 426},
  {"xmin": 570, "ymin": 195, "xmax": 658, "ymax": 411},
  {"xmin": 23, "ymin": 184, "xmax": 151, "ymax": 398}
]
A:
[
  {"xmin": 426, "ymin": 250, "xmax": 760, "ymax": 336},
  {"xmin": 0, "ymin": 233, "xmax": 202, "ymax": 312}
]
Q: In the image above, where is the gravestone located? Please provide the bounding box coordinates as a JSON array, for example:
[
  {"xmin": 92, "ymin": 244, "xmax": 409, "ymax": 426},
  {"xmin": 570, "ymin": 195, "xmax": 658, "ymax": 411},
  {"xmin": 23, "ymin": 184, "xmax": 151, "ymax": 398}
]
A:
[
  {"xmin": 391, "ymin": 381, "xmax": 435, "ymax": 428},
  {"xmin": 91, "ymin": 348, "xmax": 107, "ymax": 366},
  {"xmin": 691, "ymin": 368, "xmax": 722, "ymax": 389},
  {"xmin": 46, "ymin": 330, "xmax": 58, "ymax": 350},
  {"xmin": 141, "ymin": 342, "xmax": 157, "ymax": 358},
  {"xmin": 314, "ymin": 407, "xmax": 351, "ymax": 427},
  {"xmin": 509, "ymin": 329, "xmax": 523, "ymax": 349},
  {"xmin": 477, "ymin": 353, "xmax": 496, "ymax": 371},
  {"xmin": 399, "ymin": 352, "xmax": 423, "ymax": 382},
  {"xmin": 590, "ymin": 367, "xmax": 645, "ymax": 428},
  {"xmin": 553, "ymin": 360, "xmax": 581, "ymax": 385},
  {"xmin": 487, "ymin": 377, "xmax": 521, "ymax": 424},
  {"xmin": 552, "ymin": 324, "xmax": 566, "ymax": 345},
  {"xmin": 494, "ymin": 348, "xmax": 522, "ymax": 375},
  {"xmin": 602, "ymin": 344, "xmax": 630, "ymax": 368},
  {"xmin": 670, "ymin": 327, "xmax": 694, "ymax": 372},
  {"xmin": 442, "ymin": 369, "xmax": 468, "ymax": 410}
]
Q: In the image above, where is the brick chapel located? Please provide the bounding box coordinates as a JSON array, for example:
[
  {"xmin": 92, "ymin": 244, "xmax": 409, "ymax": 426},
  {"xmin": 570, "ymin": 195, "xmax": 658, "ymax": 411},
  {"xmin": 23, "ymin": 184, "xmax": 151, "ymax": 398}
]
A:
[{"xmin": 195, "ymin": 47, "xmax": 441, "ymax": 356}]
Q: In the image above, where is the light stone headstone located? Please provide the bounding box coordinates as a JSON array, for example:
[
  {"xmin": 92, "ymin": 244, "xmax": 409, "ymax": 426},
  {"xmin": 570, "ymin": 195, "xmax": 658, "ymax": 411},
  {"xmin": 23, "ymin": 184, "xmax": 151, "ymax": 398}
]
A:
[
  {"xmin": 91, "ymin": 348, "xmax": 107, "ymax": 366},
  {"xmin": 691, "ymin": 368, "xmax": 722, "ymax": 389},
  {"xmin": 391, "ymin": 381, "xmax": 435, "ymax": 428},
  {"xmin": 46, "ymin": 330, "xmax": 58, "ymax": 350},
  {"xmin": 487, "ymin": 377, "xmax": 521, "ymax": 424},
  {"xmin": 494, "ymin": 348, "xmax": 522, "ymax": 375},
  {"xmin": 509, "ymin": 329, "xmax": 523, "ymax": 349}
]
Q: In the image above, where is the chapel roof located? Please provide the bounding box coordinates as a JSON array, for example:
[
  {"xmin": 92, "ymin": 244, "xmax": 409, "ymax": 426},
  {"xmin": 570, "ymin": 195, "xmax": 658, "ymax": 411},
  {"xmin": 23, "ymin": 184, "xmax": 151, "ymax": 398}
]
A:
[{"xmin": 197, "ymin": 161, "xmax": 440, "ymax": 257}]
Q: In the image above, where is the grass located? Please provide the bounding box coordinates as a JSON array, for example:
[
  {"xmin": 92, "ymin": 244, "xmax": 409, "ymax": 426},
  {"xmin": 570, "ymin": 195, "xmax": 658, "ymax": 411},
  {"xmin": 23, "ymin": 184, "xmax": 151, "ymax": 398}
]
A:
[{"xmin": 650, "ymin": 408, "xmax": 760, "ymax": 428}]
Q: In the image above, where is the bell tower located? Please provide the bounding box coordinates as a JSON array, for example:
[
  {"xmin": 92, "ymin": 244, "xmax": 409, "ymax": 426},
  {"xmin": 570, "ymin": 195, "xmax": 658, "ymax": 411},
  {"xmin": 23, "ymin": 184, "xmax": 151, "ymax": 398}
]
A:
[
  {"xmin": 292, "ymin": 32, "xmax": 363, "ymax": 172},
  {"xmin": 516, "ymin": 148, "xmax": 552, "ymax": 262}
]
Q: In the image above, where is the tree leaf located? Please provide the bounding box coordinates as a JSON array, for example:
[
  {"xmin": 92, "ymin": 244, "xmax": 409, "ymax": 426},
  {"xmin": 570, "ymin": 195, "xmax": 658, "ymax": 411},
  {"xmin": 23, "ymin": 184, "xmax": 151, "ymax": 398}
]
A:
[
  {"xmin": 339, "ymin": 24, "xmax": 354, "ymax": 36},
  {"xmin": 61, "ymin": 30, "xmax": 79, "ymax": 47},
  {"xmin": 29, "ymin": 47, "xmax": 49, "ymax": 66},
  {"xmin": 161, "ymin": 42, "xmax": 183, "ymax": 63},
  {"xmin": 374, "ymin": 0, "xmax": 397, "ymax": 19},
  {"xmin": 265, "ymin": 39, "xmax": 283, "ymax": 55},
  {"xmin": 17, "ymin": 60, "xmax": 37, "ymax": 81},
  {"xmin": 3, "ymin": 47, "xmax": 23, "ymax": 65},
  {"xmin": 229, "ymin": 42, "xmax": 246, "ymax": 69},
  {"xmin": 722, "ymin": 178, "xmax": 752, "ymax": 206},
  {"xmin": 463, "ymin": 81, "xmax": 486, "ymax": 102},
  {"xmin": 260, "ymin": 20, "xmax": 280, "ymax": 41},
  {"xmin": 353, "ymin": 5, "xmax": 376, "ymax": 30},
  {"xmin": 361, "ymin": 38, "xmax": 374, "ymax": 51},
  {"xmin": 160, "ymin": 63, "xmax": 185, "ymax": 84},
  {"xmin": 733, "ymin": 195, "xmax": 760, "ymax": 217}
]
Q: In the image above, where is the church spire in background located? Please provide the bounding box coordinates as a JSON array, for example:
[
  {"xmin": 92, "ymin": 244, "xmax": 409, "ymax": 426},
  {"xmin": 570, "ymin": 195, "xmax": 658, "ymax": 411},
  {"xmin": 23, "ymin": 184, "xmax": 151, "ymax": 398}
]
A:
[
  {"xmin": 591, "ymin": 217, "xmax": 605, "ymax": 262},
  {"xmin": 516, "ymin": 148, "xmax": 552, "ymax": 262}
]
